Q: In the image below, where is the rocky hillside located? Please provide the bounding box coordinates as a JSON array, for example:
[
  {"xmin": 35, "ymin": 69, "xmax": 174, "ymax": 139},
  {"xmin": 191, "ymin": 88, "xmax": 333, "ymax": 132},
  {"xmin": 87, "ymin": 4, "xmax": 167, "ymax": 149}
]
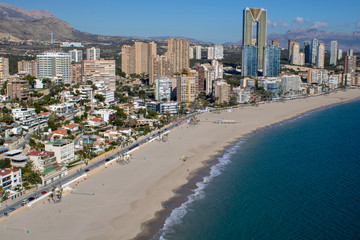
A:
[{"xmin": 0, "ymin": 3, "xmax": 55, "ymax": 21}]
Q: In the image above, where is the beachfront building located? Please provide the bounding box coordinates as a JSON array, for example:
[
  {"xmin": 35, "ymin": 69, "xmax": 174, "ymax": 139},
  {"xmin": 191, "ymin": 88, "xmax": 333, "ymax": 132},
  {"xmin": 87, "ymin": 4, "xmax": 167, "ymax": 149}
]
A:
[
  {"xmin": 176, "ymin": 75, "xmax": 198, "ymax": 103},
  {"xmin": 280, "ymin": 75, "xmax": 302, "ymax": 96},
  {"xmin": 263, "ymin": 45, "xmax": 280, "ymax": 77},
  {"xmin": 28, "ymin": 150, "xmax": 57, "ymax": 172},
  {"xmin": 0, "ymin": 168, "xmax": 22, "ymax": 190},
  {"xmin": 146, "ymin": 101, "xmax": 179, "ymax": 115},
  {"xmin": 308, "ymin": 69, "xmax": 328, "ymax": 85},
  {"xmin": 214, "ymin": 81, "xmax": 231, "ymax": 104},
  {"xmin": 45, "ymin": 139, "xmax": 74, "ymax": 164},
  {"xmin": 234, "ymin": 87, "xmax": 252, "ymax": 103},
  {"xmin": 242, "ymin": 46, "xmax": 258, "ymax": 76}
]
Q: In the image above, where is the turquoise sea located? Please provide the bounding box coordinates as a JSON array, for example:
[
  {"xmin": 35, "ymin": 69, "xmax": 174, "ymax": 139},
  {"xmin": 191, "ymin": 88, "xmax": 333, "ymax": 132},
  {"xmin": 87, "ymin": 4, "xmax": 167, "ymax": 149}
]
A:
[{"xmin": 157, "ymin": 99, "xmax": 360, "ymax": 240}]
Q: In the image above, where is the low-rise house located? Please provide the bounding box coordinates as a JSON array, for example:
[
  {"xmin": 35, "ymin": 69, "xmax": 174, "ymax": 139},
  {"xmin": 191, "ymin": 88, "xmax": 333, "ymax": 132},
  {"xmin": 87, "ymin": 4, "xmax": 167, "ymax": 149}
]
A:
[
  {"xmin": 87, "ymin": 117, "xmax": 104, "ymax": 127},
  {"xmin": 47, "ymin": 129, "xmax": 68, "ymax": 140},
  {"xmin": 0, "ymin": 168, "xmax": 22, "ymax": 190},
  {"xmin": 63, "ymin": 123, "xmax": 80, "ymax": 132},
  {"xmin": 103, "ymin": 130, "xmax": 122, "ymax": 140},
  {"xmin": 38, "ymin": 112, "xmax": 51, "ymax": 121},
  {"xmin": 118, "ymin": 128, "xmax": 133, "ymax": 135},
  {"xmin": 49, "ymin": 103, "xmax": 75, "ymax": 116},
  {"xmin": 91, "ymin": 141, "xmax": 104, "ymax": 153},
  {"xmin": 4, "ymin": 149, "xmax": 28, "ymax": 167}
]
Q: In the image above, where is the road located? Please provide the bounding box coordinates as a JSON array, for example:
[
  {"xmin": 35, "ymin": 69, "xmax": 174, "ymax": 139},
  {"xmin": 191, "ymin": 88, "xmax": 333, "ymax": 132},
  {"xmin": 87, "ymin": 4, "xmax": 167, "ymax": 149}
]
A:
[{"xmin": 0, "ymin": 112, "xmax": 199, "ymax": 217}]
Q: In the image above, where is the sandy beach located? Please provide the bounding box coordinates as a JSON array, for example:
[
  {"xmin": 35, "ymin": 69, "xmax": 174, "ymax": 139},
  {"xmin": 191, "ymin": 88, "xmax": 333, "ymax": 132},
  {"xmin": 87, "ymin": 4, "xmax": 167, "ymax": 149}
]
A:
[{"xmin": 1, "ymin": 89, "xmax": 360, "ymax": 240}]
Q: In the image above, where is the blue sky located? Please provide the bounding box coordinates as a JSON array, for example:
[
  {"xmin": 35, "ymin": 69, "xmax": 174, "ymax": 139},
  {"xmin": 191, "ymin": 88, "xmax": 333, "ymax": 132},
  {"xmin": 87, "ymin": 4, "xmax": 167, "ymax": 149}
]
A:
[{"xmin": 3, "ymin": 0, "xmax": 360, "ymax": 43}]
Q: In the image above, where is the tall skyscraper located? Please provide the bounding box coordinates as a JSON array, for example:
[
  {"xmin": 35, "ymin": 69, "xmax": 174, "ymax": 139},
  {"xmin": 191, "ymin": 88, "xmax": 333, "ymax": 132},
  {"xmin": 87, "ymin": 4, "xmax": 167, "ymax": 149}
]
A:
[
  {"xmin": 86, "ymin": 47, "xmax": 100, "ymax": 60},
  {"xmin": 316, "ymin": 43, "xmax": 325, "ymax": 69},
  {"xmin": 82, "ymin": 59, "xmax": 116, "ymax": 91},
  {"xmin": 304, "ymin": 41, "xmax": 311, "ymax": 64},
  {"xmin": 242, "ymin": 7, "xmax": 267, "ymax": 70},
  {"xmin": 214, "ymin": 45, "xmax": 224, "ymax": 60},
  {"xmin": 338, "ymin": 49, "xmax": 343, "ymax": 60},
  {"xmin": 189, "ymin": 47, "xmax": 194, "ymax": 59},
  {"xmin": 18, "ymin": 60, "xmax": 37, "ymax": 77},
  {"xmin": 347, "ymin": 49, "xmax": 354, "ymax": 57},
  {"xmin": 263, "ymin": 45, "xmax": 280, "ymax": 77},
  {"xmin": 121, "ymin": 41, "xmax": 157, "ymax": 76},
  {"xmin": 288, "ymin": 39, "xmax": 296, "ymax": 61},
  {"xmin": 195, "ymin": 45, "xmax": 202, "ymax": 59},
  {"xmin": 291, "ymin": 42, "xmax": 300, "ymax": 65},
  {"xmin": 311, "ymin": 38, "xmax": 319, "ymax": 64},
  {"xmin": 121, "ymin": 45, "xmax": 135, "ymax": 75},
  {"xmin": 207, "ymin": 47, "xmax": 214, "ymax": 59},
  {"xmin": 37, "ymin": 52, "xmax": 71, "ymax": 84},
  {"xmin": 69, "ymin": 49, "xmax": 83, "ymax": 63},
  {"xmin": 155, "ymin": 77, "xmax": 173, "ymax": 102},
  {"xmin": 299, "ymin": 52, "xmax": 305, "ymax": 66},
  {"xmin": 344, "ymin": 55, "xmax": 357, "ymax": 85},
  {"xmin": 167, "ymin": 38, "xmax": 190, "ymax": 73},
  {"xmin": 330, "ymin": 41, "xmax": 338, "ymax": 65},
  {"xmin": 0, "ymin": 57, "xmax": 9, "ymax": 80},
  {"xmin": 242, "ymin": 45, "xmax": 258, "ymax": 76},
  {"xmin": 176, "ymin": 75, "xmax": 198, "ymax": 103}
]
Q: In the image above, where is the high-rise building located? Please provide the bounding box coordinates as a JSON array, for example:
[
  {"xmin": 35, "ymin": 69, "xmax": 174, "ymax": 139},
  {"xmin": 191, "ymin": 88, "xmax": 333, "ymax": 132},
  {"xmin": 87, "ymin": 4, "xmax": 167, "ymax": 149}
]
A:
[
  {"xmin": 344, "ymin": 55, "xmax": 357, "ymax": 85},
  {"xmin": 263, "ymin": 45, "xmax": 280, "ymax": 77},
  {"xmin": 7, "ymin": 80, "xmax": 29, "ymax": 101},
  {"xmin": 243, "ymin": 7, "xmax": 267, "ymax": 70},
  {"xmin": 304, "ymin": 41, "xmax": 311, "ymax": 64},
  {"xmin": 86, "ymin": 47, "xmax": 100, "ymax": 60},
  {"xmin": 71, "ymin": 63, "xmax": 82, "ymax": 84},
  {"xmin": 69, "ymin": 49, "xmax": 83, "ymax": 63},
  {"xmin": 316, "ymin": 43, "xmax": 325, "ymax": 69},
  {"xmin": 135, "ymin": 42, "xmax": 150, "ymax": 74},
  {"xmin": 311, "ymin": 38, "xmax": 319, "ymax": 64},
  {"xmin": 121, "ymin": 45, "xmax": 135, "ymax": 75},
  {"xmin": 18, "ymin": 60, "xmax": 37, "ymax": 77},
  {"xmin": 242, "ymin": 45, "xmax": 258, "ymax": 76},
  {"xmin": 155, "ymin": 77, "xmax": 173, "ymax": 102},
  {"xmin": 299, "ymin": 52, "xmax": 305, "ymax": 66},
  {"xmin": 272, "ymin": 40, "xmax": 280, "ymax": 47},
  {"xmin": 288, "ymin": 39, "xmax": 296, "ymax": 61},
  {"xmin": 330, "ymin": 41, "xmax": 338, "ymax": 65},
  {"xmin": 37, "ymin": 52, "xmax": 71, "ymax": 84},
  {"xmin": 338, "ymin": 49, "xmax": 343, "ymax": 60},
  {"xmin": 149, "ymin": 54, "xmax": 175, "ymax": 85},
  {"xmin": 347, "ymin": 49, "xmax": 353, "ymax": 57},
  {"xmin": 176, "ymin": 75, "xmax": 198, "ymax": 103},
  {"xmin": 214, "ymin": 80, "xmax": 230, "ymax": 104},
  {"xmin": 82, "ymin": 60, "xmax": 116, "ymax": 91},
  {"xmin": 214, "ymin": 45, "xmax": 224, "ymax": 60},
  {"xmin": 189, "ymin": 47, "xmax": 194, "ymax": 59},
  {"xmin": 207, "ymin": 47, "xmax": 214, "ymax": 59},
  {"xmin": 195, "ymin": 45, "xmax": 202, "ymax": 59},
  {"xmin": 0, "ymin": 57, "xmax": 9, "ymax": 80},
  {"xmin": 167, "ymin": 38, "xmax": 190, "ymax": 73},
  {"xmin": 121, "ymin": 41, "xmax": 157, "ymax": 76},
  {"xmin": 291, "ymin": 42, "xmax": 300, "ymax": 65}
]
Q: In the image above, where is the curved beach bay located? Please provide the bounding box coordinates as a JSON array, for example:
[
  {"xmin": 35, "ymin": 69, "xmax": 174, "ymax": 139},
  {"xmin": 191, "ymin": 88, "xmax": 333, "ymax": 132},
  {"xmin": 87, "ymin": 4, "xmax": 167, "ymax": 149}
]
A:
[{"xmin": 1, "ymin": 89, "xmax": 360, "ymax": 240}]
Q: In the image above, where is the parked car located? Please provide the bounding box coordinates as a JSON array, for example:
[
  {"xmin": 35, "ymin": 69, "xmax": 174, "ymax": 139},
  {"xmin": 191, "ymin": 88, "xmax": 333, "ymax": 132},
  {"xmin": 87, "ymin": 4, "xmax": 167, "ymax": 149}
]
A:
[
  {"xmin": 28, "ymin": 197, "xmax": 35, "ymax": 201},
  {"xmin": 41, "ymin": 191, "xmax": 47, "ymax": 195},
  {"xmin": 21, "ymin": 199, "xmax": 29, "ymax": 206}
]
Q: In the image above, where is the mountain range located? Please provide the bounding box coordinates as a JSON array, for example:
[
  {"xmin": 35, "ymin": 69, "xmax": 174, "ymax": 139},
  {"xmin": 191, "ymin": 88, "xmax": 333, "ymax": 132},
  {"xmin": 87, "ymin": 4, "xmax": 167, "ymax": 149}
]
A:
[{"xmin": 0, "ymin": 3, "xmax": 359, "ymax": 51}]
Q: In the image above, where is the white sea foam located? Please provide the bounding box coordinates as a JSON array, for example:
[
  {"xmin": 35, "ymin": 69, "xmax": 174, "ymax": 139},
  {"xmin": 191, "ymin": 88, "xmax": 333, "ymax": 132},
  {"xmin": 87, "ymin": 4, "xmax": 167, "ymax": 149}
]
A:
[{"xmin": 158, "ymin": 139, "xmax": 245, "ymax": 240}]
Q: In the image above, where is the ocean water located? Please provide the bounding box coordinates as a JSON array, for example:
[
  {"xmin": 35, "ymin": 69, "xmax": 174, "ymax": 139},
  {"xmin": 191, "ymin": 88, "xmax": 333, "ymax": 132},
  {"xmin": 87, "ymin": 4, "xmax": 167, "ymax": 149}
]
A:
[{"xmin": 158, "ymin": 99, "xmax": 360, "ymax": 240}]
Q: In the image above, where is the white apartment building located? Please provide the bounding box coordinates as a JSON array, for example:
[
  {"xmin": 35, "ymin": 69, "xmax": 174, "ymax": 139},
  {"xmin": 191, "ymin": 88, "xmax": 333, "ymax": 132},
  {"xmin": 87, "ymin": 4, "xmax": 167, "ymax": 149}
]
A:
[
  {"xmin": 69, "ymin": 49, "xmax": 83, "ymax": 63},
  {"xmin": 12, "ymin": 108, "xmax": 44, "ymax": 129},
  {"xmin": 49, "ymin": 103, "xmax": 75, "ymax": 116},
  {"xmin": 195, "ymin": 45, "xmax": 202, "ymax": 59},
  {"xmin": 189, "ymin": 47, "xmax": 194, "ymax": 59},
  {"xmin": 37, "ymin": 52, "xmax": 71, "ymax": 84},
  {"xmin": 330, "ymin": 41, "xmax": 338, "ymax": 65},
  {"xmin": 155, "ymin": 77, "xmax": 173, "ymax": 101},
  {"xmin": 45, "ymin": 139, "xmax": 74, "ymax": 164},
  {"xmin": 234, "ymin": 87, "xmax": 251, "ymax": 104},
  {"xmin": 281, "ymin": 75, "xmax": 302, "ymax": 94},
  {"xmin": 214, "ymin": 45, "xmax": 224, "ymax": 60},
  {"xmin": 207, "ymin": 47, "xmax": 214, "ymax": 59},
  {"xmin": 0, "ymin": 168, "xmax": 22, "ymax": 190},
  {"xmin": 95, "ymin": 90, "xmax": 115, "ymax": 105},
  {"xmin": 93, "ymin": 109, "xmax": 117, "ymax": 122},
  {"xmin": 86, "ymin": 47, "xmax": 100, "ymax": 60}
]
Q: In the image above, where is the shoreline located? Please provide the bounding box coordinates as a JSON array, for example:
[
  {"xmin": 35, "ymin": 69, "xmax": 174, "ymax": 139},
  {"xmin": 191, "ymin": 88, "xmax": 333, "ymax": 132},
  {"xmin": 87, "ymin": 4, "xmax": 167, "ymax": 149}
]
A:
[
  {"xmin": 134, "ymin": 94, "xmax": 360, "ymax": 240},
  {"xmin": 1, "ymin": 90, "xmax": 360, "ymax": 240}
]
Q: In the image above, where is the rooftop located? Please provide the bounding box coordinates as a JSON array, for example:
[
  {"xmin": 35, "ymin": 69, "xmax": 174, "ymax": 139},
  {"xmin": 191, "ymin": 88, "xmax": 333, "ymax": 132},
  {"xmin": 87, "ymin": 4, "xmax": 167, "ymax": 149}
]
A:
[
  {"xmin": 0, "ymin": 168, "xmax": 19, "ymax": 176},
  {"xmin": 28, "ymin": 150, "xmax": 54, "ymax": 157},
  {"xmin": 64, "ymin": 123, "xmax": 80, "ymax": 129},
  {"xmin": 89, "ymin": 117, "xmax": 103, "ymax": 122},
  {"xmin": 4, "ymin": 149, "xmax": 22, "ymax": 156}
]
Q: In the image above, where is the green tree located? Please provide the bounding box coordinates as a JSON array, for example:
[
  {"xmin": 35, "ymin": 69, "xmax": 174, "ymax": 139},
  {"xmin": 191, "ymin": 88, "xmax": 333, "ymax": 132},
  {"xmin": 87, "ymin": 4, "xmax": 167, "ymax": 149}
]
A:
[{"xmin": 94, "ymin": 94, "xmax": 105, "ymax": 102}]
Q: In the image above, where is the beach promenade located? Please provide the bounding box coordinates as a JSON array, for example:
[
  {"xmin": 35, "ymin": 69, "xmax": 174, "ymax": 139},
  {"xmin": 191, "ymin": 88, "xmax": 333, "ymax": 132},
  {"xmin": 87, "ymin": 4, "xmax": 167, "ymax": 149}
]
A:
[{"xmin": 0, "ymin": 89, "xmax": 359, "ymax": 240}]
